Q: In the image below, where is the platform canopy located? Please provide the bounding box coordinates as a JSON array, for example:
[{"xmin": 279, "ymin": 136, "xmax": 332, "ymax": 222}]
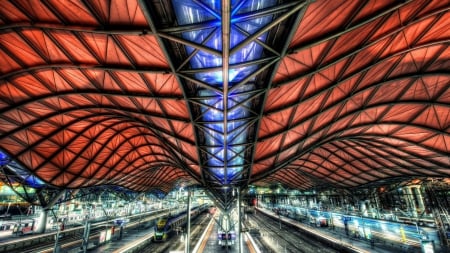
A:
[{"xmin": 0, "ymin": 0, "xmax": 449, "ymax": 209}]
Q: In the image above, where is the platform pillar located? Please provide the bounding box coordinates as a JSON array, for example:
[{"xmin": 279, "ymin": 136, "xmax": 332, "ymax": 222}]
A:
[
  {"xmin": 36, "ymin": 189, "xmax": 66, "ymax": 234},
  {"xmin": 237, "ymin": 188, "xmax": 242, "ymax": 253},
  {"xmin": 405, "ymin": 187, "xmax": 418, "ymax": 217},
  {"xmin": 412, "ymin": 187, "xmax": 425, "ymax": 212},
  {"xmin": 185, "ymin": 190, "xmax": 191, "ymax": 253},
  {"xmin": 81, "ymin": 218, "xmax": 91, "ymax": 253},
  {"xmin": 35, "ymin": 209, "xmax": 49, "ymax": 233}
]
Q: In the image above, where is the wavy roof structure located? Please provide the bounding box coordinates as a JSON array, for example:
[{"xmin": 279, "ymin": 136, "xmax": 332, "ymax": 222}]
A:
[{"xmin": 0, "ymin": 0, "xmax": 449, "ymax": 209}]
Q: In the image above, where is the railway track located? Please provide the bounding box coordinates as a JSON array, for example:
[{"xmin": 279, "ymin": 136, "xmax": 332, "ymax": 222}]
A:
[
  {"xmin": 249, "ymin": 211, "xmax": 339, "ymax": 253},
  {"xmin": 141, "ymin": 212, "xmax": 211, "ymax": 253},
  {"xmin": 0, "ymin": 209, "xmax": 169, "ymax": 253}
]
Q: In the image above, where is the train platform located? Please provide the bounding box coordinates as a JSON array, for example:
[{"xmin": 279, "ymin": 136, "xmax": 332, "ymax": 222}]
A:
[
  {"xmin": 3, "ymin": 206, "xmax": 445, "ymax": 253},
  {"xmin": 86, "ymin": 224, "xmax": 154, "ymax": 253},
  {"xmin": 257, "ymin": 207, "xmax": 391, "ymax": 253},
  {"xmin": 196, "ymin": 215, "xmax": 254, "ymax": 253},
  {"xmin": 256, "ymin": 207, "xmax": 447, "ymax": 253},
  {"xmin": 86, "ymin": 211, "xmax": 256, "ymax": 253}
]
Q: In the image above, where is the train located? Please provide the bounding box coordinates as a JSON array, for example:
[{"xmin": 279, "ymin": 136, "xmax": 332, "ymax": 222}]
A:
[
  {"xmin": 217, "ymin": 230, "xmax": 236, "ymax": 247},
  {"xmin": 4, "ymin": 217, "xmax": 67, "ymax": 236},
  {"xmin": 12, "ymin": 220, "xmax": 35, "ymax": 235},
  {"xmin": 217, "ymin": 213, "xmax": 236, "ymax": 247},
  {"xmin": 269, "ymin": 204, "xmax": 442, "ymax": 245},
  {"xmin": 153, "ymin": 204, "xmax": 207, "ymax": 242},
  {"xmin": 0, "ymin": 221, "xmax": 15, "ymax": 232},
  {"xmin": 244, "ymin": 205, "xmax": 255, "ymax": 214}
]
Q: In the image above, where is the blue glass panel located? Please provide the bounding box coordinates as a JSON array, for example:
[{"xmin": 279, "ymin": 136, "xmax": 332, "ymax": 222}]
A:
[
  {"xmin": 202, "ymin": 106, "xmax": 224, "ymax": 120},
  {"xmin": 25, "ymin": 175, "xmax": 45, "ymax": 188},
  {"xmin": 6, "ymin": 162, "xmax": 46, "ymax": 187},
  {"xmin": 230, "ymin": 38, "xmax": 266, "ymax": 63},
  {"xmin": 210, "ymin": 168, "xmax": 224, "ymax": 181},
  {"xmin": 183, "ymin": 28, "xmax": 220, "ymax": 51},
  {"xmin": 195, "ymin": 67, "xmax": 223, "ymax": 84},
  {"xmin": 192, "ymin": 0, "xmax": 221, "ymax": 19},
  {"xmin": 190, "ymin": 49, "xmax": 222, "ymax": 69},
  {"xmin": 0, "ymin": 150, "xmax": 9, "ymax": 166},
  {"xmin": 0, "ymin": 150, "xmax": 45, "ymax": 187},
  {"xmin": 172, "ymin": 0, "xmax": 218, "ymax": 24},
  {"xmin": 229, "ymin": 27, "xmax": 247, "ymax": 48},
  {"xmin": 206, "ymin": 122, "xmax": 225, "ymax": 133},
  {"xmin": 226, "ymin": 167, "xmax": 241, "ymax": 178},
  {"xmin": 202, "ymin": 29, "xmax": 222, "ymax": 51},
  {"xmin": 233, "ymin": 0, "xmax": 276, "ymax": 15}
]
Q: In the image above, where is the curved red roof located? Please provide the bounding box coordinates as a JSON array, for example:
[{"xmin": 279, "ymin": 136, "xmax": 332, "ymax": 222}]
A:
[{"xmin": 0, "ymin": 0, "xmax": 448, "ymax": 203}]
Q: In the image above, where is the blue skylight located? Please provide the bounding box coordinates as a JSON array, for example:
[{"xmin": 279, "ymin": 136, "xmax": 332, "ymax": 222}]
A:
[
  {"xmin": 172, "ymin": 0, "xmax": 275, "ymax": 183},
  {"xmin": 0, "ymin": 150, "xmax": 46, "ymax": 187},
  {"xmin": 0, "ymin": 150, "xmax": 8, "ymax": 166}
]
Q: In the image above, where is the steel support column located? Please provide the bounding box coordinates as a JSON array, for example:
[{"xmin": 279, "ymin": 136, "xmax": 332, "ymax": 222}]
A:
[
  {"xmin": 185, "ymin": 190, "xmax": 192, "ymax": 253},
  {"xmin": 237, "ymin": 188, "xmax": 242, "ymax": 253}
]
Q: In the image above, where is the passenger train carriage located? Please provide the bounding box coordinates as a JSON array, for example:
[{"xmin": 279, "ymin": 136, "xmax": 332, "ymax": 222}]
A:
[
  {"xmin": 217, "ymin": 213, "xmax": 236, "ymax": 247},
  {"xmin": 217, "ymin": 230, "xmax": 236, "ymax": 247},
  {"xmin": 270, "ymin": 205, "xmax": 441, "ymax": 245},
  {"xmin": 153, "ymin": 204, "xmax": 207, "ymax": 242}
]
